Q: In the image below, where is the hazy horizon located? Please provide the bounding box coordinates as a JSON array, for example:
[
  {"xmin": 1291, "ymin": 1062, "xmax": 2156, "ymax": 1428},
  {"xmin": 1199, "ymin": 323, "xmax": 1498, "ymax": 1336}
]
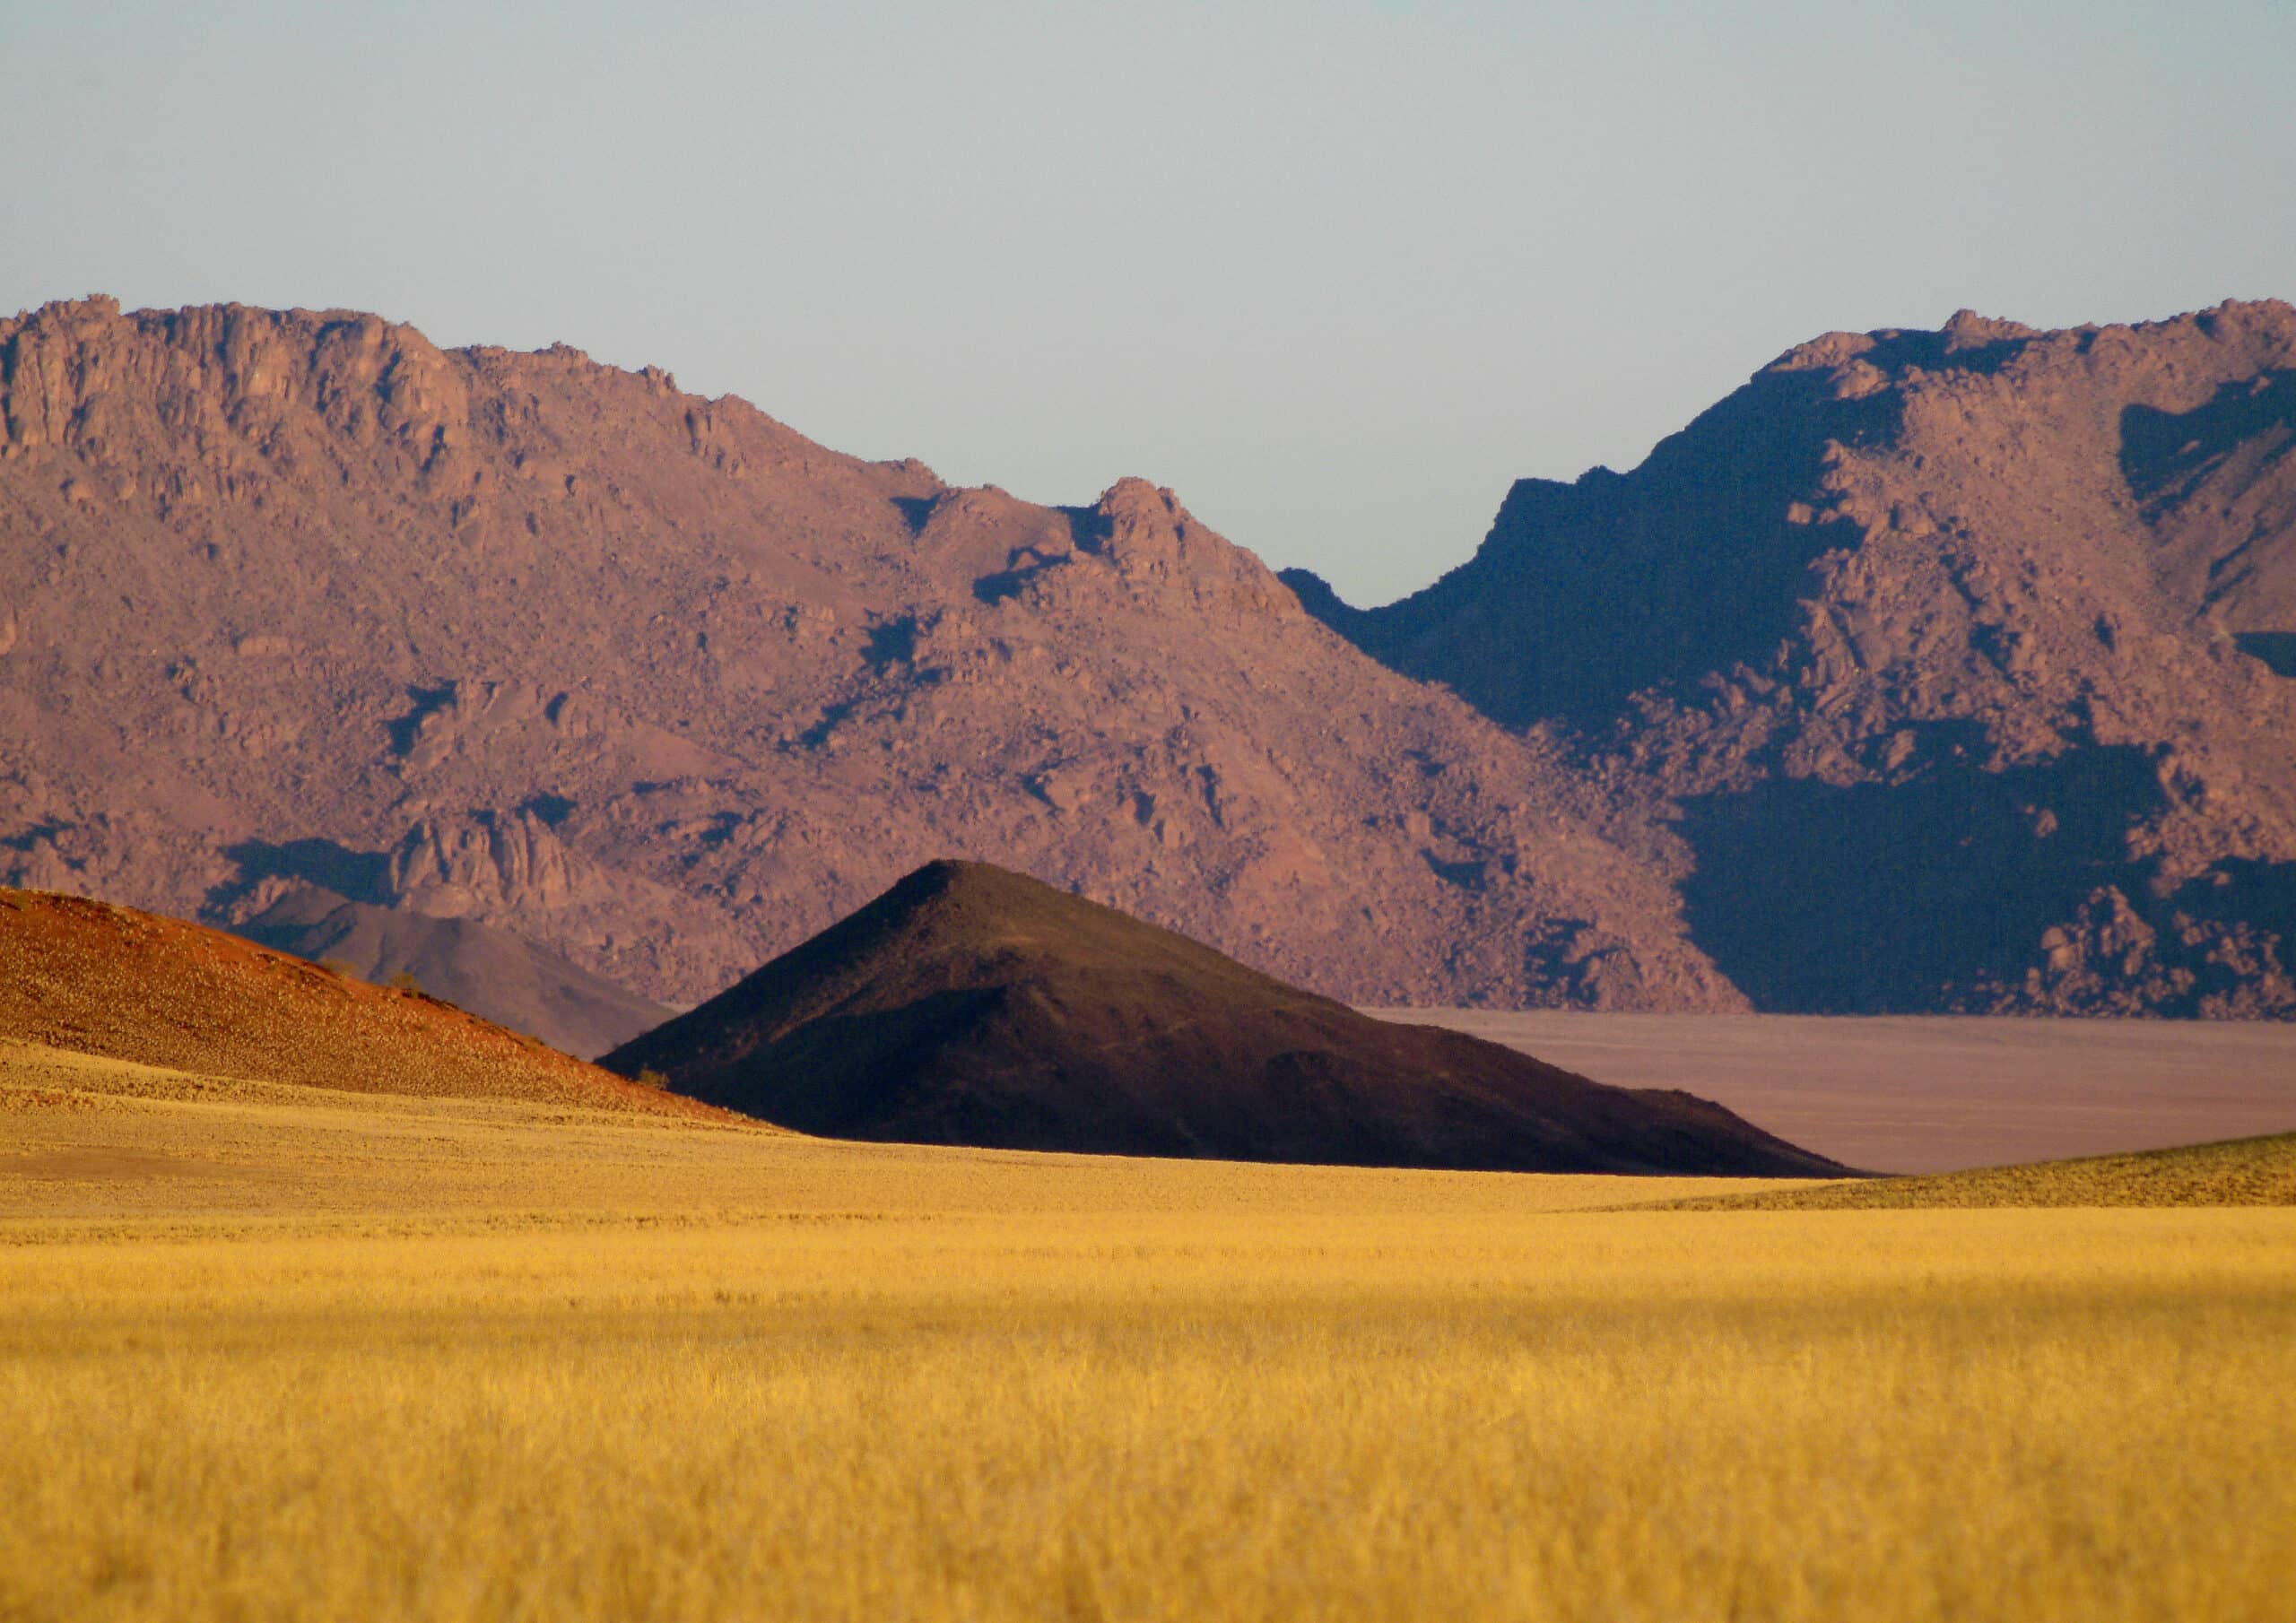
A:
[{"xmin": 6, "ymin": 0, "xmax": 2292, "ymax": 603}]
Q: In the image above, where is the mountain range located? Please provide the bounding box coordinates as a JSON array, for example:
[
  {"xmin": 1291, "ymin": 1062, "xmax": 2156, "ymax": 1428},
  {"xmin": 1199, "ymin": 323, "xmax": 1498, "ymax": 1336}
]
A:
[
  {"xmin": 1292, "ymin": 302, "xmax": 2296, "ymax": 1015},
  {"xmin": 4, "ymin": 294, "xmax": 2292, "ymax": 1024}
]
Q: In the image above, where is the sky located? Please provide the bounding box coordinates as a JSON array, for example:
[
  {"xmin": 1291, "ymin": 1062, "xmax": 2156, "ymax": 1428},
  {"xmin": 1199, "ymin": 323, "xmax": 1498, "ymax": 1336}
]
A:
[{"xmin": 4, "ymin": 1, "xmax": 2292, "ymax": 603}]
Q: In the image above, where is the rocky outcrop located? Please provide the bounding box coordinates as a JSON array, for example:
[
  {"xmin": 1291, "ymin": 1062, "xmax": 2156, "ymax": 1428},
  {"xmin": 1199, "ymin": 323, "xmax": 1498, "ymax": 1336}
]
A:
[
  {"xmin": 1293, "ymin": 301, "xmax": 2296, "ymax": 1015},
  {"xmin": 0, "ymin": 297, "xmax": 1734, "ymax": 1013}
]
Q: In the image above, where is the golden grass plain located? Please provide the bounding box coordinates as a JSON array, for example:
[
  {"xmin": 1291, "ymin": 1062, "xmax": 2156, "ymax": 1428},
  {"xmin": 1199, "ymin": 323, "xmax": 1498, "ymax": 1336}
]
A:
[
  {"xmin": 4, "ymin": 1038, "xmax": 2294, "ymax": 1622},
  {"xmin": 1674, "ymin": 1131, "xmax": 2296, "ymax": 1210}
]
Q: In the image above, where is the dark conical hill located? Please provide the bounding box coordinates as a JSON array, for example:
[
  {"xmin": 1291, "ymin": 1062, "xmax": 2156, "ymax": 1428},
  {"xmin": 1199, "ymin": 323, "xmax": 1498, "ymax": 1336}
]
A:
[{"xmin": 604, "ymin": 862, "xmax": 1848, "ymax": 1176}]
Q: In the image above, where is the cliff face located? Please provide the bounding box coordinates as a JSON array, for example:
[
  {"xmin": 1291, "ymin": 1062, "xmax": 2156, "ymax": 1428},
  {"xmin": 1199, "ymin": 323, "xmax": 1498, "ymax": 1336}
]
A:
[
  {"xmin": 0, "ymin": 297, "xmax": 1736, "ymax": 1014},
  {"xmin": 1291, "ymin": 302, "xmax": 2296, "ymax": 1015}
]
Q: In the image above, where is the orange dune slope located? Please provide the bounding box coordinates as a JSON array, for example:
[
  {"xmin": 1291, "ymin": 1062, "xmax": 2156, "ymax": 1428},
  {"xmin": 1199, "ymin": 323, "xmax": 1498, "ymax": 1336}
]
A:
[{"xmin": 0, "ymin": 888, "xmax": 719, "ymax": 1118}]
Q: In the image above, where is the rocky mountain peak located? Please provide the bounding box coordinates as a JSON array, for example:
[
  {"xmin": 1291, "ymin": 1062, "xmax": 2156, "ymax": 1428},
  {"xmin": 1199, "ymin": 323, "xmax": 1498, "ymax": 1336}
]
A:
[
  {"xmin": 1300, "ymin": 301, "xmax": 2296, "ymax": 1017},
  {"xmin": 0, "ymin": 298, "xmax": 1735, "ymax": 1017}
]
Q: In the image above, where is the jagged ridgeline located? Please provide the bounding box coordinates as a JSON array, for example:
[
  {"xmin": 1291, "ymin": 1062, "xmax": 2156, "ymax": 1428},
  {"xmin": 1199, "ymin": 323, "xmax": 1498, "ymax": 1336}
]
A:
[
  {"xmin": 1291, "ymin": 302, "xmax": 2296, "ymax": 1016},
  {"xmin": 0, "ymin": 297, "xmax": 1729, "ymax": 1017},
  {"xmin": 6, "ymin": 295, "xmax": 2294, "ymax": 1019}
]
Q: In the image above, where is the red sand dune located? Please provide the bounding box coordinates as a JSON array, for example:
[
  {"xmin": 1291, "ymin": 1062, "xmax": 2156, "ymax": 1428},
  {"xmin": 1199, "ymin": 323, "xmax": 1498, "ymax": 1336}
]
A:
[{"xmin": 0, "ymin": 887, "xmax": 721, "ymax": 1118}]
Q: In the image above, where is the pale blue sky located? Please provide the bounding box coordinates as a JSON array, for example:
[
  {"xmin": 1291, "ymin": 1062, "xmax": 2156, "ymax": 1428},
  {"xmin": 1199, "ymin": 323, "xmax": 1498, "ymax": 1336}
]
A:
[{"xmin": 4, "ymin": 1, "xmax": 2292, "ymax": 602}]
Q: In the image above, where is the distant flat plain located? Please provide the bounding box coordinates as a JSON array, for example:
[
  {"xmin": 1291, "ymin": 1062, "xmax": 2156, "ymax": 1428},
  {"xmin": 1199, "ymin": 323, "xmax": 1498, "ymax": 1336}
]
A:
[{"xmin": 1369, "ymin": 1011, "xmax": 2296, "ymax": 1174}]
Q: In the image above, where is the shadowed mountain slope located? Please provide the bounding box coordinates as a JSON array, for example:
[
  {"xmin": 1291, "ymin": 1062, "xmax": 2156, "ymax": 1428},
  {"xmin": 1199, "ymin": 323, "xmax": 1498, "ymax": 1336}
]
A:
[
  {"xmin": 1291, "ymin": 301, "xmax": 2296, "ymax": 1016},
  {"xmin": 602, "ymin": 862, "xmax": 1847, "ymax": 1176},
  {"xmin": 231, "ymin": 886, "xmax": 674, "ymax": 1058},
  {"xmin": 0, "ymin": 296, "xmax": 1730, "ymax": 1015},
  {"xmin": 0, "ymin": 887, "xmax": 715, "ymax": 1116}
]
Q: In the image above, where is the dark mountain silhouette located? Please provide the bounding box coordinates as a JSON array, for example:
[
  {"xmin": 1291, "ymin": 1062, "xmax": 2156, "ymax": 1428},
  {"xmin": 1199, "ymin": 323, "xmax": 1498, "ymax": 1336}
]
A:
[
  {"xmin": 1290, "ymin": 302, "xmax": 2296, "ymax": 1017},
  {"xmin": 0, "ymin": 886, "xmax": 717, "ymax": 1115},
  {"xmin": 231, "ymin": 886, "xmax": 674, "ymax": 1057},
  {"xmin": 602, "ymin": 861, "xmax": 1848, "ymax": 1176},
  {"xmin": 0, "ymin": 296, "xmax": 1731, "ymax": 1019}
]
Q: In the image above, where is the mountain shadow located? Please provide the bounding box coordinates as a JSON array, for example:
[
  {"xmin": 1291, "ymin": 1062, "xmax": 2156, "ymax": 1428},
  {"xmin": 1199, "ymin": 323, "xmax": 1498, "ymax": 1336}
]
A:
[
  {"xmin": 1287, "ymin": 362, "xmax": 1899, "ymax": 730},
  {"xmin": 1677, "ymin": 729, "xmax": 2168, "ymax": 1011},
  {"xmin": 2236, "ymin": 633, "xmax": 2296, "ymax": 678},
  {"xmin": 2120, "ymin": 370, "xmax": 2296, "ymax": 510},
  {"xmin": 213, "ymin": 838, "xmax": 394, "ymax": 907}
]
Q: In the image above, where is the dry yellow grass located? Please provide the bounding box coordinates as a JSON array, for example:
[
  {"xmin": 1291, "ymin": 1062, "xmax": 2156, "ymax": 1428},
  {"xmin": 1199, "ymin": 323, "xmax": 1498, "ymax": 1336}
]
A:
[
  {"xmin": 1670, "ymin": 1132, "xmax": 2296, "ymax": 1211},
  {"xmin": 4, "ymin": 1041, "xmax": 2293, "ymax": 1621}
]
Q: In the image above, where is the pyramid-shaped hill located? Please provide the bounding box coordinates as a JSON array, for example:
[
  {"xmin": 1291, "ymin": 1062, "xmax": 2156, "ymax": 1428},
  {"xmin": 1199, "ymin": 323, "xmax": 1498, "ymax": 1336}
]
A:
[
  {"xmin": 0, "ymin": 888, "xmax": 720, "ymax": 1119},
  {"xmin": 604, "ymin": 862, "xmax": 1847, "ymax": 1176}
]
